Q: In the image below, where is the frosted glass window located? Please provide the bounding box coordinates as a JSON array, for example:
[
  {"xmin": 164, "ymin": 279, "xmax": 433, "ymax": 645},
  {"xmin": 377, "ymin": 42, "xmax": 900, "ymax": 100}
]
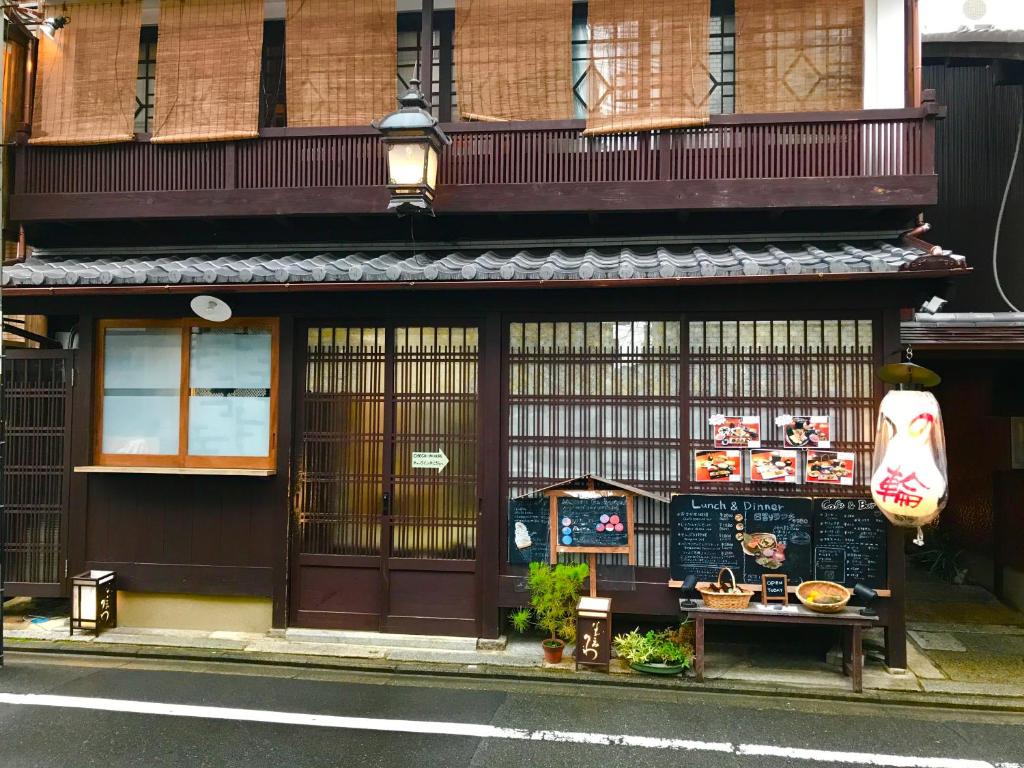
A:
[
  {"xmin": 187, "ymin": 327, "xmax": 272, "ymax": 457},
  {"xmin": 102, "ymin": 327, "xmax": 181, "ymax": 455}
]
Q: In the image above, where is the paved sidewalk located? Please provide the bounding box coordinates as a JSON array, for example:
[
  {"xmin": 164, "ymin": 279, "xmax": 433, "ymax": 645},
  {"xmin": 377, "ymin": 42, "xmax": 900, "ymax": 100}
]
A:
[{"xmin": 5, "ymin": 572, "xmax": 1024, "ymax": 708}]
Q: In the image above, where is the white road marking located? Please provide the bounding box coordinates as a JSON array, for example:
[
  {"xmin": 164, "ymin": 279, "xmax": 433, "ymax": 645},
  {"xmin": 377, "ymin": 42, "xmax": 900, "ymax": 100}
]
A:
[{"xmin": 0, "ymin": 692, "xmax": 1011, "ymax": 768}]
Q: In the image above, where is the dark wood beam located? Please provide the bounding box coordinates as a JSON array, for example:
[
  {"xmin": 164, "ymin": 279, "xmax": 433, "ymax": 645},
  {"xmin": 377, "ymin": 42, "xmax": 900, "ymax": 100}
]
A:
[{"xmin": 10, "ymin": 176, "xmax": 938, "ymax": 223}]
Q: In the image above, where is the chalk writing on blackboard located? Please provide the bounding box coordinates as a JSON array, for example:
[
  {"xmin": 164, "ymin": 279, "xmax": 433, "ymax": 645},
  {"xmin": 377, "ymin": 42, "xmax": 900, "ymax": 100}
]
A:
[
  {"xmin": 670, "ymin": 494, "xmax": 812, "ymax": 584},
  {"xmin": 812, "ymin": 498, "xmax": 888, "ymax": 588},
  {"xmin": 557, "ymin": 496, "xmax": 629, "ymax": 549},
  {"xmin": 507, "ymin": 497, "xmax": 550, "ymax": 565}
]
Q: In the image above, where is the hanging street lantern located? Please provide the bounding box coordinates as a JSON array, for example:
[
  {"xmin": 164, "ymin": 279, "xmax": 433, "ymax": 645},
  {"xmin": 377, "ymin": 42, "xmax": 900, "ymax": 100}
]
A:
[
  {"xmin": 870, "ymin": 352, "xmax": 948, "ymax": 540},
  {"xmin": 373, "ymin": 79, "xmax": 450, "ymax": 215}
]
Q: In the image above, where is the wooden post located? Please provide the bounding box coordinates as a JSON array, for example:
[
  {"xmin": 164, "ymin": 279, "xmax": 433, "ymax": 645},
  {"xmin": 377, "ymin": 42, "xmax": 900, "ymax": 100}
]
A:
[
  {"xmin": 588, "ymin": 553, "xmax": 597, "ymax": 598},
  {"xmin": 905, "ymin": 0, "xmax": 922, "ymax": 108},
  {"xmin": 419, "ymin": 0, "xmax": 434, "ymax": 104}
]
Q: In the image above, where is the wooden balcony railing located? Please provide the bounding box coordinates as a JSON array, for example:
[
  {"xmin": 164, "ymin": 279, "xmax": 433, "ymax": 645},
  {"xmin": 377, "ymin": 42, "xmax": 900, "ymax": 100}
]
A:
[{"xmin": 11, "ymin": 106, "xmax": 939, "ymax": 222}]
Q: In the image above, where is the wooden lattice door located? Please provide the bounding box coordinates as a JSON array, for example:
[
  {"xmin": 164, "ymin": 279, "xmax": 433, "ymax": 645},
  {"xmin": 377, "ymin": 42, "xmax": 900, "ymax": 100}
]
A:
[
  {"xmin": 291, "ymin": 325, "xmax": 480, "ymax": 635},
  {"xmin": 2, "ymin": 350, "xmax": 73, "ymax": 596}
]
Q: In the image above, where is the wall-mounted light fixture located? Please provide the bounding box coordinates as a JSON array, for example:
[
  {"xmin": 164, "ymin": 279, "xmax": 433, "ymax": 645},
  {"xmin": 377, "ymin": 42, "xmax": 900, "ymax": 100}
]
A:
[
  {"xmin": 373, "ymin": 79, "xmax": 450, "ymax": 215},
  {"xmin": 39, "ymin": 15, "xmax": 69, "ymax": 38}
]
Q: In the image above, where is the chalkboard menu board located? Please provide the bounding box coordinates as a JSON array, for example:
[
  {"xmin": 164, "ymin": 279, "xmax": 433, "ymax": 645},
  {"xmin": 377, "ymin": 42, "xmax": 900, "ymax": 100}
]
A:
[
  {"xmin": 669, "ymin": 494, "xmax": 813, "ymax": 584},
  {"xmin": 557, "ymin": 496, "xmax": 629, "ymax": 548},
  {"xmin": 813, "ymin": 498, "xmax": 888, "ymax": 588},
  {"xmin": 507, "ymin": 497, "xmax": 550, "ymax": 565}
]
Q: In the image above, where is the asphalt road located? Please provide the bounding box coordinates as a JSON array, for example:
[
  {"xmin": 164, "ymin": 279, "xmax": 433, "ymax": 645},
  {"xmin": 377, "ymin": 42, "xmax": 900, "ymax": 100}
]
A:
[{"xmin": 0, "ymin": 652, "xmax": 1022, "ymax": 768}]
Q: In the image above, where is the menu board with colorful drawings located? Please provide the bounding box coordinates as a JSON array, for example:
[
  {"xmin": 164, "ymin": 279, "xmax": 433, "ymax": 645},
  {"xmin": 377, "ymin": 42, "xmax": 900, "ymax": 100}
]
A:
[
  {"xmin": 669, "ymin": 494, "xmax": 813, "ymax": 584},
  {"xmin": 548, "ymin": 493, "xmax": 636, "ymax": 563}
]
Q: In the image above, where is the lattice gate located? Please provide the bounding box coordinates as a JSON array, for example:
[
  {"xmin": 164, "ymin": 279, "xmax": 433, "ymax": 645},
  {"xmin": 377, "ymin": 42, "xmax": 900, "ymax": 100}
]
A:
[
  {"xmin": 290, "ymin": 325, "xmax": 481, "ymax": 635},
  {"xmin": 2, "ymin": 350, "xmax": 73, "ymax": 596}
]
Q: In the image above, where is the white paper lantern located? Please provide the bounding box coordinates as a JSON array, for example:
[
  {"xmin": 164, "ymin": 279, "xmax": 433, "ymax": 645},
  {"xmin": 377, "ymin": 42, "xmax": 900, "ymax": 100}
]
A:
[{"xmin": 870, "ymin": 390, "xmax": 948, "ymax": 528}]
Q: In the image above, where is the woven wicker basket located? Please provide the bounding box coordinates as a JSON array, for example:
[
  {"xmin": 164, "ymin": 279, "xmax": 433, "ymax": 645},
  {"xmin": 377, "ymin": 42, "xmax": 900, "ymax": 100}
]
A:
[
  {"xmin": 796, "ymin": 580, "xmax": 852, "ymax": 613},
  {"xmin": 698, "ymin": 568, "xmax": 754, "ymax": 610}
]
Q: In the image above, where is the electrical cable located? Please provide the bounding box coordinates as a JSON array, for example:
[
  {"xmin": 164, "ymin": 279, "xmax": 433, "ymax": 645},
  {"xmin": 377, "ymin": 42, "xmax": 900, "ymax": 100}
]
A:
[{"xmin": 993, "ymin": 101, "xmax": 1023, "ymax": 313}]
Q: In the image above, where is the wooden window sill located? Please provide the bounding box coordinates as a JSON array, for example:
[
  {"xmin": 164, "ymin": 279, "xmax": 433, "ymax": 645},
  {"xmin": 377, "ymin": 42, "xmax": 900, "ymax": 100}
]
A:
[{"xmin": 74, "ymin": 465, "xmax": 276, "ymax": 477}]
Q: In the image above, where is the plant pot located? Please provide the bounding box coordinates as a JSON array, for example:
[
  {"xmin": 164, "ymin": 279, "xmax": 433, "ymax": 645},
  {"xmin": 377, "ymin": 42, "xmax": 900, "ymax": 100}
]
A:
[
  {"xmin": 541, "ymin": 638, "xmax": 565, "ymax": 664},
  {"xmin": 629, "ymin": 661, "xmax": 686, "ymax": 676}
]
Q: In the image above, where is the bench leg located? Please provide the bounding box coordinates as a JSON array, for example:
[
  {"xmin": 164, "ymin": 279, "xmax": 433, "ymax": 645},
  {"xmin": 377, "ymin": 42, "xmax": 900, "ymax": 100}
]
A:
[
  {"xmin": 841, "ymin": 627, "xmax": 851, "ymax": 676},
  {"xmin": 695, "ymin": 616, "xmax": 705, "ymax": 683},
  {"xmin": 851, "ymin": 624, "xmax": 863, "ymax": 693}
]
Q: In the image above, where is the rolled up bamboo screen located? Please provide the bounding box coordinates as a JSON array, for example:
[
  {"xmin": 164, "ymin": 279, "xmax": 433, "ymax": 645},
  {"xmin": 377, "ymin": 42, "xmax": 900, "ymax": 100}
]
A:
[
  {"xmin": 30, "ymin": 1, "xmax": 142, "ymax": 145},
  {"xmin": 735, "ymin": 0, "xmax": 864, "ymax": 113},
  {"xmin": 585, "ymin": 0, "xmax": 710, "ymax": 136},
  {"xmin": 285, "ymin": 0, "xmax": 396, "ymax": 127},
  {"xmin": 455, "ymin": 0, "xmax": 573, "ymax": 122},
  {"xmin": 152, "ymin": 0, "xmax": 264, "ymax": 143}
]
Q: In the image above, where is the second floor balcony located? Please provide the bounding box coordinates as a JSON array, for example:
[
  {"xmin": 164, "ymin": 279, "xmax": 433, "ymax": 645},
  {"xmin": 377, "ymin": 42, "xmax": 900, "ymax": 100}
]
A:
[
  {"xmin": 6, "ymin": 0, "xmax": 938, "ymax": 226},
  {"xmin": 11, "ymin": 103, "xmax": 939, "ymax": 223}
]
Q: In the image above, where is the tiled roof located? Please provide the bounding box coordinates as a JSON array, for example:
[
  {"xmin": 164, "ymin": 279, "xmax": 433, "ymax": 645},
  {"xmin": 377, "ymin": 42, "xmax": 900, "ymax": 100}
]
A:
[
  {"xmin": 2, "ymin": 235, "xmax": 965, "ymax": 289},
  {"xmin": 902, "ymin": 312, "xmax": 1024, "ymax": 349},
  {"xmin": 924, "ymin": 26, "xmax": 1024, "ymax": 45}
]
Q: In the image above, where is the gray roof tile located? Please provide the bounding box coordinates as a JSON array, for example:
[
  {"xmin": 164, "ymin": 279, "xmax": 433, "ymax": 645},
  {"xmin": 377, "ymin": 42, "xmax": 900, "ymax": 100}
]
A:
[{"xmin": 2, "ymin": 235, "xmax": 962, "ymax": 289}]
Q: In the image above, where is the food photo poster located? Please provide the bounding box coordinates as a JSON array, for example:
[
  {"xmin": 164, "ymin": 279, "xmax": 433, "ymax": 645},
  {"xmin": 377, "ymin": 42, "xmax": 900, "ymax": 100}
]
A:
[
  {"xmin": 710, "ymin": 415, "xmax": 761, "ymax": 448},
  {"xmin": 778, "ymin": 415, "xmax": 831, "ymax": 448},
  {"xmin": 805, "ymin": 450, "xmax": 855, "ymax": 486},
  {"xmin": 749, "ymin": 449, "xmax": 800, "ymax": 484},
  {"xmin": 694, "ymin": 449, "xmax": 743, "ymax": 482}
]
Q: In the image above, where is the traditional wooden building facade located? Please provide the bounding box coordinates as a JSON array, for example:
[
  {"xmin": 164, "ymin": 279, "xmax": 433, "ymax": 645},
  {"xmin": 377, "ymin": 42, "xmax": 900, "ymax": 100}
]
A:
[
  {"xmin": 898, "ymin": 17, "xmax": 1024, "ymax": 609},
  {"xmin": 1, "ymin": 0, "xmax": 966, "ymax": 667}
]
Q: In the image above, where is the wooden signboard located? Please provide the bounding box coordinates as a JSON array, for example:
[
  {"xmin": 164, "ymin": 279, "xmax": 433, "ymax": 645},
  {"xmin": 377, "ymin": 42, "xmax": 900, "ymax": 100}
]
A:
[
  {"xmin": 549, "ymin": 491, "xmax": 636, "ymax": 564},
  {"xmin": 575, "ymin": 596, "xmax": 613, "ymax": 672},
  {"xmin": 761, "ymin": 574, "xmax": 789, "ymax": 605}
]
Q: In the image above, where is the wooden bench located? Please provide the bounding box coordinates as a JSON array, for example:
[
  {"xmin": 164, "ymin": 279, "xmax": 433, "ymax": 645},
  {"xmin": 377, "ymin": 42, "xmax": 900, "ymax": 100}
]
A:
[{"xmin": 683, "ymin": 604, "xmax": 879, "ymax": 692}]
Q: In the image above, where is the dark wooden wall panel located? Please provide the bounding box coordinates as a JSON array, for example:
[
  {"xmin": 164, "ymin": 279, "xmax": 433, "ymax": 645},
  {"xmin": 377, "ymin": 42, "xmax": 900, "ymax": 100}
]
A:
[
  {"xmin": 924, "ymin": 61, "xmax": 1024, "ymax": 311},
  {"xmin": 85, "ymin": 475, "xmax": 280, "ymax": 593}
]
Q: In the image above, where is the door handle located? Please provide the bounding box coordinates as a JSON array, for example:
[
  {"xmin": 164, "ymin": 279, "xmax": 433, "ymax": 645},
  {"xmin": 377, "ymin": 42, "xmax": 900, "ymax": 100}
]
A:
[{"xmin": 382, "ymin": 491, "xmax": 391, "ymax": 517}]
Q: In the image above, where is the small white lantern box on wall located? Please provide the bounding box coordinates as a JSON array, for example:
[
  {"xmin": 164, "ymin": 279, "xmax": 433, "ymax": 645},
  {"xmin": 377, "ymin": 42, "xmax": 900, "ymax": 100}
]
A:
[{"xmin": 70, "ymin": 571, "xmax": 117, "ymax": 637}]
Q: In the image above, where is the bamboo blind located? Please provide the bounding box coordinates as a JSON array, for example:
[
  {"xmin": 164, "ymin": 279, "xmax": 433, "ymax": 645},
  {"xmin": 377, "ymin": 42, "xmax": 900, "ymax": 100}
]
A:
[
  {"xmin": 4, "ymin": 38, "xmax": 28, "ymax": 142},
  {"xmin": 735, "ymin": 0, "xmax": 864, "ymax": 113},
  {"xmin": 152, "ymin": 0, "xmax": 264, "ymax": 143},
  {"xmin": 455, "ymin": 0, "xmax": 574, "ymax": 122},
  {"xmin": 285, "ymin": 0, "xmax": 396, "ymax": 127},
  {"xmin": 30, "ymin": 1, "xmax": 141, "ymax": 146},
  {"xmin": 585, "ymin": 0, "xmax": 710, "ymax": 136}
]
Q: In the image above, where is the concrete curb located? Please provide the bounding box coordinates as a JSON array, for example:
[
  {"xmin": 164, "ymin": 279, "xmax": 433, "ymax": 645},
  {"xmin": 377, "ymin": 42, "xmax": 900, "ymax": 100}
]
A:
[{"xmin": 6, "ymin": 639, "xmax": 1024, "ymax": 714}]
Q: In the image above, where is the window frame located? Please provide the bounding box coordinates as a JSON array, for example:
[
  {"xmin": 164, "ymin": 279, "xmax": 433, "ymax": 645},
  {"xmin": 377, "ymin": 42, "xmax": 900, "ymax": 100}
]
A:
[{"xmin": 94, "ymin": 317, "xmax": 279, "ymax": 471}]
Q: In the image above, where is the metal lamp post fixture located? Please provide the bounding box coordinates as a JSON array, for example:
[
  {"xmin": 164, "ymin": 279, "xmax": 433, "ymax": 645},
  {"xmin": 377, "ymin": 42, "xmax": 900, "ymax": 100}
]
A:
[{"xmin": 374, "ymin": 78, "xmax": 450, "ymax": 215}]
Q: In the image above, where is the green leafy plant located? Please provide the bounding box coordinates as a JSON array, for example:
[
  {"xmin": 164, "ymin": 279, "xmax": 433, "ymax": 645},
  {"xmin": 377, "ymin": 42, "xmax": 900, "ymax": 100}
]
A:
[
  {"xmin": 525, "ymin": 561, "xmax": 589, "ymax": 645},
  {"xmin": 508, "ymin": 607, "xmax": 532, "ymax": 635},
  {"xmin": 910, "ymin": 526, "xmax": 967, "ymax": 584},
  {"xmin": 613, "ymin": 626, "xmax": 694, "ymax": 668}
]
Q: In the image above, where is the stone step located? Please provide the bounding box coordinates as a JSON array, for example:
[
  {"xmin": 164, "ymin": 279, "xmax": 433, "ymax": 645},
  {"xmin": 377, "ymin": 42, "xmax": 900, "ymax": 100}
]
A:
[{"xmin": 283, "ymin": 628, "xmax": 479, "ymax": 652}]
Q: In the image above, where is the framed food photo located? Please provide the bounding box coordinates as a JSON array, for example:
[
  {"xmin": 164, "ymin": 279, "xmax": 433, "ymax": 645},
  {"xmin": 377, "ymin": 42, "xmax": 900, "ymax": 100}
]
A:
[
  {"xmin": 749, "ymin": 449, "xmax": 799, "ymax": 484},
  {"xmin": 779, "ymin": 415, "xmax": 831, "ymax": 449},
  {"xmin": 805, "ymin": 450, "xmax": 855, "ymax": 486},
  {"xmin": 711, "ymin": 415, "xmax": 761, "ymax": 448},
  {"xmin": 694, "ymin": 449, "xmax": 743, "ymax": 483}
]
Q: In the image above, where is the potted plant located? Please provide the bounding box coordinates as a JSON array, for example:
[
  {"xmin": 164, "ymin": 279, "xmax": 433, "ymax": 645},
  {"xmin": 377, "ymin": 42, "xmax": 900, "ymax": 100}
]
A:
[
  {"xmin": 509, "ymin": 562, "xmax": 589, "ymax": 664},
  {"xmin": 612, "ymin": 626, "xmax": 694, "ymax": 675}
]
